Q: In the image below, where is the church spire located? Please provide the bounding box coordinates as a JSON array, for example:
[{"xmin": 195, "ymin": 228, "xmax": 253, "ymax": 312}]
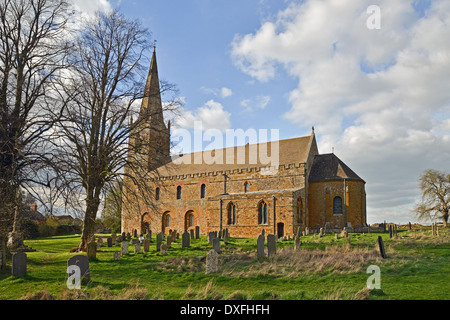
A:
[{"xmin": 140, "ymin": 44, "xmax": 163, "ymax": 124}]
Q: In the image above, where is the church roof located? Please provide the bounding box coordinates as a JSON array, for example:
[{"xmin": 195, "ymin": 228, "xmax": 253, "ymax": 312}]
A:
[
  {"xmin": 156, "ymin": 134, "xmax": 315, "ymax": 177},
  {"xmin": 308, "ymin": 153, "xmax": 364, "ymax": 182}
]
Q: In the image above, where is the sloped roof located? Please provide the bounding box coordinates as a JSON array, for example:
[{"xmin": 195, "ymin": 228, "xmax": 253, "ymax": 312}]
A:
[
  {"xmin": 156, "ymin": 135, "xmax": 315, "ymax": 177},
  {"xmin": 308, "ymin": 153, "xmax": 364, "ymax": 182}
]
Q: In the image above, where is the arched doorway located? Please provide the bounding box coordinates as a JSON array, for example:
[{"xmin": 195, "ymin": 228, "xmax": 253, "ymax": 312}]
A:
[
  {"xmin": 184, "ymin": 210, "xmax": 195, "ymax": 231},
  {"xmin": 141, "ymin": 212, "xmax": 150, "ymax": 234}
]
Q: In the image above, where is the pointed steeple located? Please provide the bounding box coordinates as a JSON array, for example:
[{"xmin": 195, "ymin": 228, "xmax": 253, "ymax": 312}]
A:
[{"xmin": 140, "ymin": 46, "xmax": 164, "ymax": 124}]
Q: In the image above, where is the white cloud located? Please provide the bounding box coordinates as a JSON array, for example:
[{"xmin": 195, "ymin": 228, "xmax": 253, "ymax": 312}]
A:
[
  {"xmin": 221, "ymin": 87, "xmax": 233, "ymax": 98},
  {"xmin": 231, "ymin": 0, "xmax": 450, "ymax": 223},
  {"xmin": 175, "ymin": 99, "xmax": 231, "ymax": 132},
  {"xmin": 240, "ymin": 95, "xmax": 271, "ymax": 112},
  {"xmin": 200, "ymin": 86, "xmax": 233, "ymax": 98}
]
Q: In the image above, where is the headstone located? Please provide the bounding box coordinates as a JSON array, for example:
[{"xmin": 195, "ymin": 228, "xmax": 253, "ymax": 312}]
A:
[
  {"xmin": 223, "ymin": 230, "xmax": 229, "ymax": 245},
  {"xmin": 257, "ymin": 234, "xmax": 265, "ymax": 259},
  {"xmin": 195, "ymin": 226, "xmax": 200, "ymax": 239},
  {"xmin": 408, "ymin": 222, "xmax": 412, "ymax": 230},
  {"xmin": 156, "ymin": 232, "xmax": 163, "ymax": 251},
  {"xmin": 340, "ymin": 228, "xmax": 348, "ymax": 238},
  {"xmin": 190, "ymin": 229, "xmax": 194, "ymax": 239},
  {"xmin": 208, "ymin": 232, "xmax": 215, "ymax": 244},
  {"xmin": 133, "ymin": 229, "xmax": 138, "ymax": 238},
  {"xmin": 126, "ymin": 232, "xmax": 131, "ymax": 241},
  {"xmin": 122, "ymin": 232, "xmax": 126, "ymax": 241},
  {"xmin": 143, "ymin": 239, "xmax": 150, "ymax": 252},
  {"xmin": 377, "ymin": 236, "xmax": 386, "ymax": 259},
  {"xmin": 319, "ymin": 228, "xmax": 324, "ymax": 237},
  {"xmin": 182, "ymin": 231, "xmax": 190, "ymax": 248},
  {"xmin": 97, "ymin": 237, "xmax": 103, "ymax": 247},
  {"xmin": 212, "ymin": 237, "xmax": 221, "ymax": 253},
  {"xmin": 86, "ymin": 241, "xmax": 97, "ymax": 260},
  {"xmin": 130, "ymin": 238, "xmax": 137, "ymax": 245},
  {"xmin": 160, "ymin": 243, "xmax": 167, "ymax": 256},
  {"xmin": 205, "ymin": 249, "xmax": 219, "ymax": 274},
  {"xmin": 67, "ymin": 255, "xmax": 90, "ymax": 280},
  {"xmin": 267, "ymin": 234, "xmax": 276, "ymax": 257},
  {"xmin": 167, "ymin": 236, "xmax": 172, "ymax": 248},
  {"xmin": 134, "ymin": 243, "xmax": 141, "ymax": 254},
  {"xmin": 111, "ymin": 233, "xmax": 116, "ymax": 244},
  {"xmin": 261, "ymin": 229, "xmax": 265, "ymax": 237},
  {"xmin": 11, "ymin": 252, "xmax": 27, "ymax": 276},
  {"xmin": 114, "ymin": 252, "xmax": 121, "ymax": 261},
  {"xmin": 107, "ymin": 237, "xmax": 112, "ymax": 247},
  {"xmin": 305, "ymin": 227, "xmax": 309, "ymax": 235},
  {"xmin": 294, "ymin": 236, "xmax": 302, "ymax": 251},
  {"xmin": 121, "ymin": 241, "xmax": 129, "ymax": 255}
]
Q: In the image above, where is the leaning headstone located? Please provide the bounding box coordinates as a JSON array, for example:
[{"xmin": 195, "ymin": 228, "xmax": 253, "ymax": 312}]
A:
[
  {"xmin": 156, "ymin": 232, "xmax": 163, "ymax": 251},
  {"xmin": 195, "ymin": 226, "xmax": 200, "ymax": 239},
  {"xmin": 160, "ymin": 243, "xmax": 168, "ymax": 256},
  {"xmin": 257, "ymin": 234, "xmax": 265, "ymax": 259},
  {"xmin": 86, "ymin": 241, "xmax": 97, "ymax": 260},
  {"xmin": 121, "ymin": 241, "xmax": 129, "ymax": 255},
  {"xmin": 67, "ymin": 255, "xmax": 90, "ymax": 280},
  {"xmin": 377, "ymin": 236, "xmax": 386, "ymax": 259},
  {"xmin": 113, "ymin": 252, "xmax": 121, "ymax": 261},
  {"xmin": 267, "ymin": 234, "xmax": 276, "ymax": 257},
  {"xmin": 182, "ymin": 231, "xmax": 190, "ymax": 248},
  {"xmin": 205, "ymin": 249, "xmax": 219, "ymax": 274},
  {"xmin": 212, "ymin": 237, "xmax": 221, "ymax": 253},
  {"xmin": 107, "ymin": 237, "xmax": 113, "ymax": 248},
  {"xmin": 11, "ymin": 252, "xmax": 27, "ymax": 276}
]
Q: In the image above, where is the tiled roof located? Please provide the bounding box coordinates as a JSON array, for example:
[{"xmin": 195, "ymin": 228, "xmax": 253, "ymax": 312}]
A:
[{"xmin": 308, "ymin": 153, "xmax": 364, "ymax": 182}]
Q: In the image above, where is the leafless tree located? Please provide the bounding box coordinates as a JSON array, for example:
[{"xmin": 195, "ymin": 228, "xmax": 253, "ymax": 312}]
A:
[
  {"xmin": 0, "ymin": 0, "xmax": 72, "ymax": 242},
  {"xmin": 415, "ymin": 169, "xmax": 450, "ymax": 227},
  {"xmin": 54, "ymin": 10, "xmax": 179, "ymax": 250}
]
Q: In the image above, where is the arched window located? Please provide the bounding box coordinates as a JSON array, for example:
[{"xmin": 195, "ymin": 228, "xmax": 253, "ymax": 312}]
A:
[
  {"xmin": 244, "ymin": 182, "xmax": 249, "ymax": 193},
  {"xmin": 227, "ymin": 202, "xmax": 236, "ymax": 225},
  {"xmin": 177, "ymin": 186, "xmax": 182, "ymax": 199},
  {"xmin": 296, "ymin": 198, "xmax": 303, "ymax": 223},
  {"xmin": 258, "ymin": 201, "xmax": 268, "ymax": 225},
  {"xmin": 333, "ymin": 196, "xmax": 343, "ymax": 215},
  {"xmin": 200, "ymin": 184, "xmax": 206, "ymax": 199},
  {"xmin": 189, "ymin": 213, "xmax": 195, "ymax": 227},
  {"xmin": 155, "ymin": 187, "xmax": 160, "ymax": 200},
  {"xmin": 166, "ymin": 214, "xmax": 171, "ymax": 227}
]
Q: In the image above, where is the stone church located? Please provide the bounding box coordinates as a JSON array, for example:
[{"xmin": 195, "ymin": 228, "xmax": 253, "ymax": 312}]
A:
[{"xmin": 121, "ymin": 49, "xmax": 367, "ymax": 238}]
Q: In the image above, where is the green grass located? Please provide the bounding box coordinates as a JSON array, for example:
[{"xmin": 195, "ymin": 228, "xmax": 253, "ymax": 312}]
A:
[{"xmin": 0, "ymin": 229, "xmax": 449, "ymax": 300}]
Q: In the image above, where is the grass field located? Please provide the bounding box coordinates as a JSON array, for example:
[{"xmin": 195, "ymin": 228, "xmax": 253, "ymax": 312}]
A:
[{"xmin": 0, "ymin": 228, "xmax": 449, "ymax": 300}]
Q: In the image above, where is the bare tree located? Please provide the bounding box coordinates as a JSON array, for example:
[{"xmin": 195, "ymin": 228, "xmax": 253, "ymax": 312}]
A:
[
  {"xmin": 0, "ymin": 0, "xmax": 71, "ymax": 243},
  {"xmin": 54, "ymin": 10, "xmax": 179, "ymax": 250},
  {"xmin": 415, "ymin": 169, "xmax": 450, "ymax": 227}
]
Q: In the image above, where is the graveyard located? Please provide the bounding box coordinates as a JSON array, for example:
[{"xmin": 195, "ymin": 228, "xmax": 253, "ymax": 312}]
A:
[{"xmin": 0, "ymin": 226, "xmax": 449, "ymax": 300}]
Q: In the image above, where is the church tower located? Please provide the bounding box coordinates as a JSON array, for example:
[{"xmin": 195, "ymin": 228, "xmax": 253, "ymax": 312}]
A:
[{"xmin": 131, "ymin": 47, "xmax": 171, "ymax": 170}]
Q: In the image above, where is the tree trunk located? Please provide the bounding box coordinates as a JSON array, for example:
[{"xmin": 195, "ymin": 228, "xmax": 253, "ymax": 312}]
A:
[
  {"xmin": 443, "ymin": 210, "xmax": 448, "ymax": 228},
  {"xmin": 79, "ymin": 196, "xmax": 101, "ymax": 251}
]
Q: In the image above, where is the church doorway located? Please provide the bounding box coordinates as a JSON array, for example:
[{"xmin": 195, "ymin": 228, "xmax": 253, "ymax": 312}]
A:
[
  {"xmin": 141, "ymin": 212, "xmax": 150, "ymax": 234},
  {"xmin": 277, "ymin": 222, "xmax": 284, "ymax": 238},
  {"xmin": 184, "ymin": 211, "xmax": 195, "ymax": 231},
  {"xmin": 162, "ymin": 211, "xmax": 171, "ymax": 234}
]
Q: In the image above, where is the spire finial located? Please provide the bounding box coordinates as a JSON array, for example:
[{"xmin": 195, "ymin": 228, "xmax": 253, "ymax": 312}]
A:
[
  {"xmin": 312, "ymin": 126, "xmax": 315, "ymax": 134},
  {"xmin": 153, "ymin": 39, "xmax": 157, "ymax": 51}
]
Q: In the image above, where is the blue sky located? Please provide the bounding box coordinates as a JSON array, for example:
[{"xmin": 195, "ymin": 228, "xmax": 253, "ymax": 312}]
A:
[{"xmin": 77, "ymin": 0, "xmax": 450, "ymax": 225}]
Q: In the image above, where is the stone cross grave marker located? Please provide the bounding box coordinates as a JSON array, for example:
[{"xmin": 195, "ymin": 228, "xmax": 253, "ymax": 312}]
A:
[
  {"xmin": 267, "ymin": 234, "xmax": 276, "ymax": 257},
  {"xmin": 182, "ymin": 231, "xmax": 190, "ymax": 248},
  {"xmin": 67, "ymin": 255, "xmax": 90, "ymax": 280},
  {"xmin": 12, "ymin": 252, "xmax": 27, "ymax": 276},
  {"xmin": 257, "ymin": 234, "xmax": 265, "ymax": 259},
  {"xmin": 205, "ymin": 249, "xmax": 219, "ymax": 274}
]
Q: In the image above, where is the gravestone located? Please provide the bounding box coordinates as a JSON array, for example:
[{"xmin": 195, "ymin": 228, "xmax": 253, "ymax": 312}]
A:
[
  {"xmin": 190, "ymin": 229, "xmax": 194, "ymax": 239},
  {"xmin": 340, "ymin": 228, "xmax": 348, "ymax": 238},
  {"xmin": 160, "ymin": 243, "xmax": 167, "ymax": 256},
  {"xmin": 111, "ymin": 233, "xmax": 116, "ymax": 244},
  {"xmin": 107, "ymin": 237, "xmax": 113, "ymax": 248},
  {"xmin": 126, "ymin": 232, "xmax": 131, "ymax": 241},
  {"xmin": 86, "ymin": 241, "xmax": 97, "ymax": 260},
  {"xmin": 377, "ymin": 236, "xmax": 386, "ymax": 259},
  {"xmin": 319, "ymin": 228, "xmax": 324, "ymax": 237},
  {"xmin": 182, "ymin": 231, "xmax": 190, "ymax": 248},
  {"xmin": 114, "ymin": 252, "xmax": 121, "ymax": 261},
  {"xmin": 134, "ymin": 243, "xmax": 141, "ymax": 254},
  {"xmin": 12, "ymin": 252, "xmax": 27, "ymax": 276},
  {"xmin": 205, "ymin": 249, "xmax": 219, "ymax": 274},
  {"xmin": 130, "ymin": 238, "xmax": 137, "ymax": 245},
  {"xmin": 143, "ymin": 239, "xmax": 150, "ymax": 252},
  {"xmin": 257, "ymin": 234, "xmax": 265, "ymax": 259},
  {"xmin": 223, "ymin": 230, "xmax": 229, "ymax": 245},
  {"xmin": 267, "ymin": 234, "xmax": 276, "ymax": 257},
  {"xmin": 294, "ymin": 236, "xmax": 302, "ymax": 251},
  {"xmin": 122, "ymin": 232, "xmax": 126, "ymax": 241},
  {"xmin": 121, "ymin": 241, "xmax": 129, "ymax": 255},
  {"xmin": 195, "ymin": 226, "xmax": 200, "ymax": 239},
  {"xmin": 97, "ymin": 237, "xmax": 103, "ymax": 247},
  {"xmin": 133, "ymin": 229, "xmax": 138, "ymax": 238},
  {"xmin": 408, "ymin": 222, "xmax": 412, "ymax": 230},
  {"xmin": 208, "ymin": 232, "xmax": 215, "ymax": 244},
  {"xmin": 67, "ymin": 255, "xmax": 90, "ymax": 280},
  {"xmin": 305, "ymin": 227, "xmax": 309, "ymax": 235},
  {"xmin": 156, "ymin": 232, "xmax": 163, "ymax": 251},
  {"xmin": 167, "ymin": 236, "xmax": 172, "ymax": 248},
  {"xmin": 212, "ymin": 237, "xmax": 221, "ymax": 253}
]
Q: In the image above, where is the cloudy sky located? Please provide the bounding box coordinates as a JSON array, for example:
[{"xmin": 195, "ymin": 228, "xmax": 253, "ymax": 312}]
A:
[{"xmin": 76, "ymin": 0, "xmax": 450, "ymax": 224}]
